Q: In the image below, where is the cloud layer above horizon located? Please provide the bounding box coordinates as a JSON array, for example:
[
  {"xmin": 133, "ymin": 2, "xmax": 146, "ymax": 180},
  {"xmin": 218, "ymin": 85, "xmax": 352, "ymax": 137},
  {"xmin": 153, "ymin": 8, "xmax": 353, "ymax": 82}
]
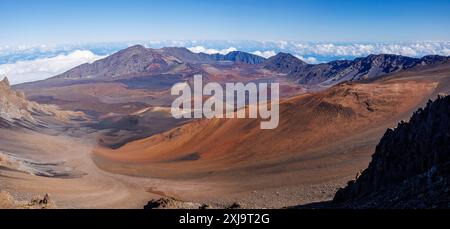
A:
[
  {"xmin": 1, "ymin": 40, "xmax": 450, "ymax": 85},
  {"xmin": 0, "ymin": 50, "xmax": 105, "ymax": 84}
]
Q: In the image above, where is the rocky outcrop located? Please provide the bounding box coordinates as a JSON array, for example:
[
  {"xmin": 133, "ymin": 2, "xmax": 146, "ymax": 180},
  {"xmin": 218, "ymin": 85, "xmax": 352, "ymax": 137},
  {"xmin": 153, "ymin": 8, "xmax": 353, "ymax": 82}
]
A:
[
  {"xmin": 143, "ymin": 197, "xmax": 203, "ymax": 209},
  {"xmin": 333, "ymin": 94, "xmax": 450, "ymax": 208},
  {"xmin": 1, "ymin": 77, "xmax": 10, "ymax": 88},
  {"xmin": 0, "ymin": 77, "xmax": 36, "ymax": 125},
  {"xmin": 0, "ymin": 191, "xmax": 56, "ymax": 209},
  {"xmin": 0, "ymin": 77, "xmax": 84, "ymax": 128},
  {"xmin": 265, "ymin": 53, "xmax": 450, "ymax": 85},
  {"xmin": 143, "ymin": 197, "xmax": 246, "ymax": 209}
]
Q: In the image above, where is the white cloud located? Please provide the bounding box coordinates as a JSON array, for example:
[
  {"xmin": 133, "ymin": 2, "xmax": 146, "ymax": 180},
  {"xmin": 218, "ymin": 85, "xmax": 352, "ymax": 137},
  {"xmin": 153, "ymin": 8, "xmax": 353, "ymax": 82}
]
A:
[
  {"xmin": 187, "ymin": 46, "xmax": 237, "ymax": 55},
  {"xmin": 1, "ymin": 41, "xmax": 449, "ymax": 85},
  {"xmin": 276, "ymin": 40, "xmax": 288, "ymax": 49},
  {"xmin": 443, "ymin": 48, "xmax": 450, "ymax": 56},
  {"xmin": 291, "ymin": 42, "xmax": 450, "ymax": 57},
  {"xmin": 252, "ymin": 50, "xmax": 277, "ymax": 58},
  {"xmin": 294, "ymin": 55, "xmax": 318, "ymax": 64},
  {"xmin": 0, "ymin": 50, "xmax": 105, "ymax": 85}
]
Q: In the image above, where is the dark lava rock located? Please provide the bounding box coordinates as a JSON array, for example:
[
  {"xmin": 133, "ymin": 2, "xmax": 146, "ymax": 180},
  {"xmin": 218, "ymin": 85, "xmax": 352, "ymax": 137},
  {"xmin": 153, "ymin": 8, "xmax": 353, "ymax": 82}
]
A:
[
  {"xmin": 333, "ymin": 94, "xmax": 450, "ymax": 208},
  {"xmin": 264, "ymin": 53, "xmax": 450, "ymax": 85}
]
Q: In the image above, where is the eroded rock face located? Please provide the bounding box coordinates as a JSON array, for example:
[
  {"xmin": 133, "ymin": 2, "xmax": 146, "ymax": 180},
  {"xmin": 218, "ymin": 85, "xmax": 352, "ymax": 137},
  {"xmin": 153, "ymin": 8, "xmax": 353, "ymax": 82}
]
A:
[
  {"xmin": 0, "ymin": 77, "xmax": 85, "ymax": 128},
  {"xmin": 0, "ymin": 77, "xmax": 35, "ymax": 123},
  {"xmin": 333, "ymin": 94, "xmax": 450, "ymax": 208},
  {"xmin": 1, "ymin": 77, "xmax": 10, "ymax": 87}
]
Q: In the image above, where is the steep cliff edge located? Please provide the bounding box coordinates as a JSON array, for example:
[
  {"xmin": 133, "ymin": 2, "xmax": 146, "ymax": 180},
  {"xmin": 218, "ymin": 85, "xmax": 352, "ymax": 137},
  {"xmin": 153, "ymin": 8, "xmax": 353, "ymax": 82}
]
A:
[{"xmin": 333, "ymin": 94, "xmax": 450, "ymax": 208}]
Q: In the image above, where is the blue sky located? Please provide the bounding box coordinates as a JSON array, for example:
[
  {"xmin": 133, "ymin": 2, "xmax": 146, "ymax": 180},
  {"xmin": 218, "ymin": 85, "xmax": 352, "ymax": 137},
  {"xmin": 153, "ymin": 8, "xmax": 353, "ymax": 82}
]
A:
[
  {"xmin": 1, "ymin": 0, "xmax": 450, "ymax": 45},
  {"xmin": 1, "ymin": 0, "xmax": 450, "ymax": 84}
]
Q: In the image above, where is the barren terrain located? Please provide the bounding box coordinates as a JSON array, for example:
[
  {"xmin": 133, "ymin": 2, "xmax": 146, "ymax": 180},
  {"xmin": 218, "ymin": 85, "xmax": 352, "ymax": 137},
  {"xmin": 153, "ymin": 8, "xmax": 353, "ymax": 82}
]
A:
[{"xmin": 2, "ymin": 50, "xmax": 450, "ymax": 208}]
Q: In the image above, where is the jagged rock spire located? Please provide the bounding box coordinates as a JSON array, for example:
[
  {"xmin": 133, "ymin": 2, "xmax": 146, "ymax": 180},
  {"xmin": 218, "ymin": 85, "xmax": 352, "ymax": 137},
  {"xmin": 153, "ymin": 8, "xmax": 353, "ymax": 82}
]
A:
[
  {"xmin": 1, "ymin": 76, "xmax": 10, "ymax": 87},
  {"xmin": 333, "ymin": 95, "xmax": 450, "ymax": 208}
]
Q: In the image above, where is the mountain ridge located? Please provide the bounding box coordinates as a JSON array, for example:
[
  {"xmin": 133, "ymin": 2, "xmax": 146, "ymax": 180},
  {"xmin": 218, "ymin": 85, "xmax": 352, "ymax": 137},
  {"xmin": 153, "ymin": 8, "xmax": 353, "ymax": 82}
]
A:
[
  {"xmin": 161, "ymin": 47, "xmax": 266, "ymax": 64},
  {"xmin": 52, "ymin": 45, "xmax": 266, "ymax": 80},
  {"xmin": 15, "ymin": 45, "xmax": 450, "ymax": 91},
  {"xmin": 264, "ymin": 53, "xmax": 450, "ymax": 85}
]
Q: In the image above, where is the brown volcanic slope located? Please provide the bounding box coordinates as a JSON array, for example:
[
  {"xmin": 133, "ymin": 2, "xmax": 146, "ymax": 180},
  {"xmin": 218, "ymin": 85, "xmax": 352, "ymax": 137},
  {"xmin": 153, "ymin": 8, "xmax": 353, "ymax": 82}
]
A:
[{"xmin": 94, "ymin": 64, "xmax": 450, "ymax": 197}]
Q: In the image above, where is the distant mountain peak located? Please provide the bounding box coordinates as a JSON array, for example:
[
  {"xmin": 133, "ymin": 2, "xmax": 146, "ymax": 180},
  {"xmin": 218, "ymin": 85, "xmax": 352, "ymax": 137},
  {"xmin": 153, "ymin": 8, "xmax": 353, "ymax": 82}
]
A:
[
  {"xmin": 36, "ymin": 44, "xmax": 450, "ymax": 85},
  {"xmin": 112, "ymin": 44, "xmax": 155, "ymax": 57},
  {"xmin": 272, "ymin": 52, "xmax": 306, "ymax": 63},
  {"xmin": 53, "ymin": 45, "xmax": 182, "ymax": 80},
  {"xmin": 264, "ymin": 52, "xmax": 307, "ymax": 75},
  {"xmin": 265, "ymin": 52, "xmax": 450, "ymax": 85},
  {"xmin": 220, "ymin": 51, "xmax": 266, "ymax": 64},
  {"xmin": 162, "ymin": 47, "xmax": 265, "ymax": 64},
  {"xmin": 126, "ymin": 44, "xmax": 147, "ymax": 51},
  {"xmin": 162, "ymin": 47, "xmax": 191, "ymax": 52},
  {"xmin": 226, "ymin": 51, "xmax": 247, "ymax": 55},
  {"xmin": 274, "ymin": 52, "xmax": 299, "ymax": 58}
]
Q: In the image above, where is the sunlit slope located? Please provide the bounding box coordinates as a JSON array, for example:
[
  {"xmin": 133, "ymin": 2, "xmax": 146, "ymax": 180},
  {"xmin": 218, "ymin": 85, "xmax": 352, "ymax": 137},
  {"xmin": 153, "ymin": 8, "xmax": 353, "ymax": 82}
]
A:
[{"xmin": 93, "ymin": 66, "xmax": 449, "ymax": 181}]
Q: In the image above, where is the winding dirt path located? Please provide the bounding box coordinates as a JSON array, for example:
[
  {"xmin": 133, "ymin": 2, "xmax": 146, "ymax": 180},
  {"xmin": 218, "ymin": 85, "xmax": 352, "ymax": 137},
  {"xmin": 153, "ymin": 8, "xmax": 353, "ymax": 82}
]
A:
[{"xmin": 0, "ymin": 129, "xmax": 160, "ymax": 208}]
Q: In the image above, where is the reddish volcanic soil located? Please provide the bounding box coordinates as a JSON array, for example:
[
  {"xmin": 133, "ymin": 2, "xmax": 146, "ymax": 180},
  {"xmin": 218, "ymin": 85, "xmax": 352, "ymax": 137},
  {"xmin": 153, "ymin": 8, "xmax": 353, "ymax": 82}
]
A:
[
  {"xmin": 93, "ymin": 64, "xmax": 450, "ymax": 207},
  {"xmin": 3, "ymin": 63, "xmax": 450, "ymax": 208}
]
